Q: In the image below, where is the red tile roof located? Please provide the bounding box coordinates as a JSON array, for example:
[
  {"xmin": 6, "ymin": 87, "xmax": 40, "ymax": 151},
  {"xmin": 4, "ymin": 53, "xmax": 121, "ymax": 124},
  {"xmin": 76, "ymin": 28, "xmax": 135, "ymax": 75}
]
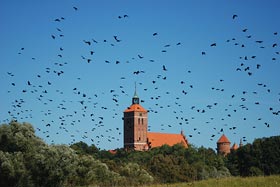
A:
[
  {"xmin": 147, "ymin": 132, "xmax": 188, "ymax": 148},
  {"xmin": 108, "ymin": 150, "xmax": 117, "ymax": 154},
  {"xmin": 217, "ymin": 134, "xmax": 230, "ymax": 143},
  {"xmin": 124, "ymin": 104, "xmax": 147, "ymax": 112}
]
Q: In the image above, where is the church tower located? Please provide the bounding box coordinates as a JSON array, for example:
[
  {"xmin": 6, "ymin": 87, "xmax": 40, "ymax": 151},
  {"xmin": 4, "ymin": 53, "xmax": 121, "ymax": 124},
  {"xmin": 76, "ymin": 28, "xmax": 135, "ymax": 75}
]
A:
[{"xmin": 123, "ymin": 86, "xmax": 148, "ymax": 151}]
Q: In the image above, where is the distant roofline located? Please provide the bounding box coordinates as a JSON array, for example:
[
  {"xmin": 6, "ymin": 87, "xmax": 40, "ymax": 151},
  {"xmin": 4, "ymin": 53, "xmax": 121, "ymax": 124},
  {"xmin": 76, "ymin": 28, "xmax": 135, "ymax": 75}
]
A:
[{"xmin": 148, "ymin": 132, "xmax": 184, "ymax": 135}]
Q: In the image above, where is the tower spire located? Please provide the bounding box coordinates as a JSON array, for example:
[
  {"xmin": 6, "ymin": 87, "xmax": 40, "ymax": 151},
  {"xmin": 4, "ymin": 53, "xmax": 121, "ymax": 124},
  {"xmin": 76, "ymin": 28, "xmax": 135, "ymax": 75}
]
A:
[
  {"xmin": 134, "ymin": 82, "xmax": 138, "ymax": 97},
  {"xmin": 132, "ymin": 82, "xmax": 139, "ymax": 104}
]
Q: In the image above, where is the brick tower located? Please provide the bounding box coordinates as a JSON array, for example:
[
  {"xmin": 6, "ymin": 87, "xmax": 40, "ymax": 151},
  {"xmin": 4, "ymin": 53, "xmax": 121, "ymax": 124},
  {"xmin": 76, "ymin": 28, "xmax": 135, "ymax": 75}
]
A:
[
  {"xmin": 123, "ymin": 86, "xmax": 148, "ymax": 151},
  {"xmin": 217, "ymin": 134, "xmax": 231, "ymax": 156}
]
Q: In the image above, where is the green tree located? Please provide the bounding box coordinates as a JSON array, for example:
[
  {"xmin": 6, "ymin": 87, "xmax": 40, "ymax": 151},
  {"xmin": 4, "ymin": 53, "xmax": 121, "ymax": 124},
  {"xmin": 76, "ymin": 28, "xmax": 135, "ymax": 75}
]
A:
[
  {"xmin": 120, "ymin": 162, "xmax": 153, "ymax": 186},
  {"xmin": 0, "ymin": 121, "xmax": 45, "ymax": 153},
  {"xmin": 25, "ymin": 145, "xmax": 78, "ymax": 187},
  {"xmin": 0, "ymin": 151, "xmax": 33, "ymax": 187},
  {"xmin": 70, "ymin": 141, "xmax": 99, "ymax": 156}
]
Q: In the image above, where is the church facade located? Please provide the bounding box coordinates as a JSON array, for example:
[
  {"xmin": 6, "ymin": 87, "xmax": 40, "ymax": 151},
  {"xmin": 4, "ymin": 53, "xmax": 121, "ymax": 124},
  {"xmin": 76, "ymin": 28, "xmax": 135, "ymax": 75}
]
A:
[{"xmin": 123, "ymin": 89, "xmax": 188, "ymax": 151}]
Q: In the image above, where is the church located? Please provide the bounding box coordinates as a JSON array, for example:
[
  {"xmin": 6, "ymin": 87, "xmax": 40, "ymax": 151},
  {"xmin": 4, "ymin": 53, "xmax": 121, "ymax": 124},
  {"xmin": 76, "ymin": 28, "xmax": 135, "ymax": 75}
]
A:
[{"xmin": 123, "ymin": 88, "xmax": 189, "ymax": 151}]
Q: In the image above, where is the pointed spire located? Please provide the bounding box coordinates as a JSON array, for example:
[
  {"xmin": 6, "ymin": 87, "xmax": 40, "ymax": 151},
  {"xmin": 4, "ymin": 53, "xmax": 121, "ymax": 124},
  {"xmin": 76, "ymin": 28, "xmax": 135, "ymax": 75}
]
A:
[
  {"xmin": 132, "ymin": 82, "xmax": 139, "ymax": 104},
  {"xmin": 180, "ymin": 129, "xmax": 184, "ymax": 135},
  {"xmin": 239, "ymin": 138, "xmax": 243, "ymax": 147},
  {"xmin": 133, "ymin": 82, "xmax": 138, "ymax": 98}
]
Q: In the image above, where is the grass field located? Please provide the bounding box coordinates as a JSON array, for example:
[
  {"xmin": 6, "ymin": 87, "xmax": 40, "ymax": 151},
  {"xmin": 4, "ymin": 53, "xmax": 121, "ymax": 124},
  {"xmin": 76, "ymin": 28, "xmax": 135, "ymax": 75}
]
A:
[{"xmin": 147, "ymin": 175, "xmax": 280, "ymax": 187}]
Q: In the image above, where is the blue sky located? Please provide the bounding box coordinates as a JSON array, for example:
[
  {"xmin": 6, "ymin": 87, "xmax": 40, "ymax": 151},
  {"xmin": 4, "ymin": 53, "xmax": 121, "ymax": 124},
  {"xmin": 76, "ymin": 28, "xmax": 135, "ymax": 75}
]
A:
[{"xmin": 1, "ymin": 0, "xmax": 279, "ymax": 150}]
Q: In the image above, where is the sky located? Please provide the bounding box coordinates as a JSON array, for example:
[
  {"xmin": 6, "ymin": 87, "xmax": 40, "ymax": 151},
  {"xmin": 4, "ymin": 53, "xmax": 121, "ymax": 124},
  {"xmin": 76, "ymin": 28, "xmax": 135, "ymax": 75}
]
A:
[{"xmin": 0, "ymin": 0, "xmax": 279, "ymax": 150}]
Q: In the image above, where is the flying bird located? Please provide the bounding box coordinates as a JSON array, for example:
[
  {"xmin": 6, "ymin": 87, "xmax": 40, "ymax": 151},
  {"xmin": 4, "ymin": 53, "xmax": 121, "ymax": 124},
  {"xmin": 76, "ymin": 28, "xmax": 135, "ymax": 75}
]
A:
[{"xmin": 113, "ymin": 36, "xmax": 121, "ymax": 42}]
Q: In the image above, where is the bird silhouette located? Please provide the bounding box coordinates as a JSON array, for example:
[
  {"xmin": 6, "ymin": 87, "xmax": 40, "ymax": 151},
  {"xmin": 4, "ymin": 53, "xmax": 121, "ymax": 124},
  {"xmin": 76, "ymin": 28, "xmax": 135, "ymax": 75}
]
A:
[{"xmin": 113, "ymin": 36, "xmax": 121, "ymax": 42}]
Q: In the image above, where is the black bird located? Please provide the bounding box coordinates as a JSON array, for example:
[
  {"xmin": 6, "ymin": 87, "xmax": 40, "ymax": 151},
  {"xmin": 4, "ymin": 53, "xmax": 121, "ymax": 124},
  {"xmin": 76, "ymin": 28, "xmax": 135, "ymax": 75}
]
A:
[
  {"xmin": 153, "ymin": 32, "xmax": 158, "ymax": 36},
  {"xmin": 232, "ymin": 14, "xmax": 238, "ymax": 19},
  {"xmin": 138, "ymin": 54, "xmax": 144, "ymax": 59},
  {"xmin": 113, "ymin": 36, "xmax": 121, "ymax": 42},
  {"xmin": 210, "ymin": 43, "xmax": 216, "ymax": 47},
  {"xmin": 83, "ymin": 40, "xmax": 91, "ymax": 45},
  {"xmin": 73, "ymin": 6, "xmax": 78, "ymax": 11},
  {"xmin": 162, "ymin": 65, "xmax": 167, "ymax": 71}
]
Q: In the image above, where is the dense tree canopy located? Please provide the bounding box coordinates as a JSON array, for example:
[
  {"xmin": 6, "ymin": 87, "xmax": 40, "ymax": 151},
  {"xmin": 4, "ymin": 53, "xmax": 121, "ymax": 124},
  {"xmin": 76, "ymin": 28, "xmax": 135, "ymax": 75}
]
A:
[{"xmin": 0, "ymin": 121, "xmax": 279, "ymax": 187}]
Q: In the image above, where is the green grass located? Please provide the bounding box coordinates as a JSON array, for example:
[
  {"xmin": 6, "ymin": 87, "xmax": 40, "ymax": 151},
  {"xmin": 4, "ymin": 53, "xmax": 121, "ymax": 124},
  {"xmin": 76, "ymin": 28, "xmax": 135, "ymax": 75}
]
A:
[{"xmin": 146, "ymin": 175, "xmax": 280, "ymax": 187}]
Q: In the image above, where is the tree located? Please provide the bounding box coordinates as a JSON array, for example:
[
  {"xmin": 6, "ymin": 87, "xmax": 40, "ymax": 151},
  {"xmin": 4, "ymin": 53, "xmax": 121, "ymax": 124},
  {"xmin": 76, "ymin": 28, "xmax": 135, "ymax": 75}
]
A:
[
  {"xmin": 25, "ymin": 145, "xmax": 78, "ymax": 187},
  {"xmin": 0, "ymin": 151, "xmax": 33, "ymax": 187},
  {"xmin": 70, "ymin": 141, "xmax": 99, "ymax": 156},
  {"xmin": 0, "ymin": 121, "xmax": 45, "ymax": 153},
  {"xmin": 120, "ymin": 163, "xmax": 153, "ymax": 186}
]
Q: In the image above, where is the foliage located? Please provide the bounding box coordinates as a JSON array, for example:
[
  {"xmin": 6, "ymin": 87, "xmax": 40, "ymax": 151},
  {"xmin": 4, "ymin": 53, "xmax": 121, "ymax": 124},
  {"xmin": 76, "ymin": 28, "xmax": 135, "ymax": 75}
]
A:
[
  {"xmin": 0, "ymin": 121, "xmax": 124, "ymax": 187},
  {"xmin": 225, "ymin": 136, "xmax": 280, "ymax": 177},
  {"xmin": 120, "ymin": 163, "xmax": 154, "ymax": 185},
  {"xmin": 1, "ymin": 121, "xmax": 280, "ymax": 187}
]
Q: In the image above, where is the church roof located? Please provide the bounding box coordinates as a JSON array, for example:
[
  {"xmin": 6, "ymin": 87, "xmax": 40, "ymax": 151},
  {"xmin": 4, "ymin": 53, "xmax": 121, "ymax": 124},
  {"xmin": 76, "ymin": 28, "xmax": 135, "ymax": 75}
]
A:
[
  {"xmin": 124, "ymin": 104, "xmax": 147, "ymax": 113},
  {"xmin": 147, "ymin": 132, "xmax": 188, "ymax": 148},
  {"xmin": 217, "ymin": 134, "xmax": 230, "ymax": 143}
]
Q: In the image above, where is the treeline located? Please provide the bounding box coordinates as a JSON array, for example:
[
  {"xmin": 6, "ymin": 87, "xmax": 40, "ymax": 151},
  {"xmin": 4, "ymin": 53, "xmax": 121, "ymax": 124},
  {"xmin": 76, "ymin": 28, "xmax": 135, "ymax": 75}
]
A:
[
  {"xmin": 225, "ymin": 135, "xmax": 280, "ymax": 176},
  {"xmin": 0, "ymin": 121, "xmax": 279, "ymax": 187},
  {"xmin": 0, "ymin": 121, "xmax": 145, "ymax": 187}
]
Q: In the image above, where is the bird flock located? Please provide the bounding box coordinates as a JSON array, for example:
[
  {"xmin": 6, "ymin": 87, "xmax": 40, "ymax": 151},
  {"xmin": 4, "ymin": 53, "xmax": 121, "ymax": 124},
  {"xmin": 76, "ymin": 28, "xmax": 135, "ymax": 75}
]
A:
[{"xmin": 1, "ymin": 3, "xmax": 280, "ymax": 149}]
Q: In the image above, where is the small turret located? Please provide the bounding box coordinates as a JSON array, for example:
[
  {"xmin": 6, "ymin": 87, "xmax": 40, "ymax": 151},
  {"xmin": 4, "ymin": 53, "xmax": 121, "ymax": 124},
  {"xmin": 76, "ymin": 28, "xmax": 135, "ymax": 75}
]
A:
[
  {"xmin": 217, "ymin": 134, "xmax": 231, "ymax": 156},
  {"xmin": 231, "ymin": 143, "xmax": 238, "ymax": 151}
]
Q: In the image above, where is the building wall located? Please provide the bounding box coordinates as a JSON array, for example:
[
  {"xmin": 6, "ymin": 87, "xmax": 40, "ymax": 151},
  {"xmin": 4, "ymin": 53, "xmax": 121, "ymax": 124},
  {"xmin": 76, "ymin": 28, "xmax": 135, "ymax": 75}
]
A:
[
  {"xmin": 217, "ymin": 142, "xmax": 231, "ymax": 155},
  {"xmin": 123, "ymin": 110, "xmax": 148, "ymax": 151}
]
